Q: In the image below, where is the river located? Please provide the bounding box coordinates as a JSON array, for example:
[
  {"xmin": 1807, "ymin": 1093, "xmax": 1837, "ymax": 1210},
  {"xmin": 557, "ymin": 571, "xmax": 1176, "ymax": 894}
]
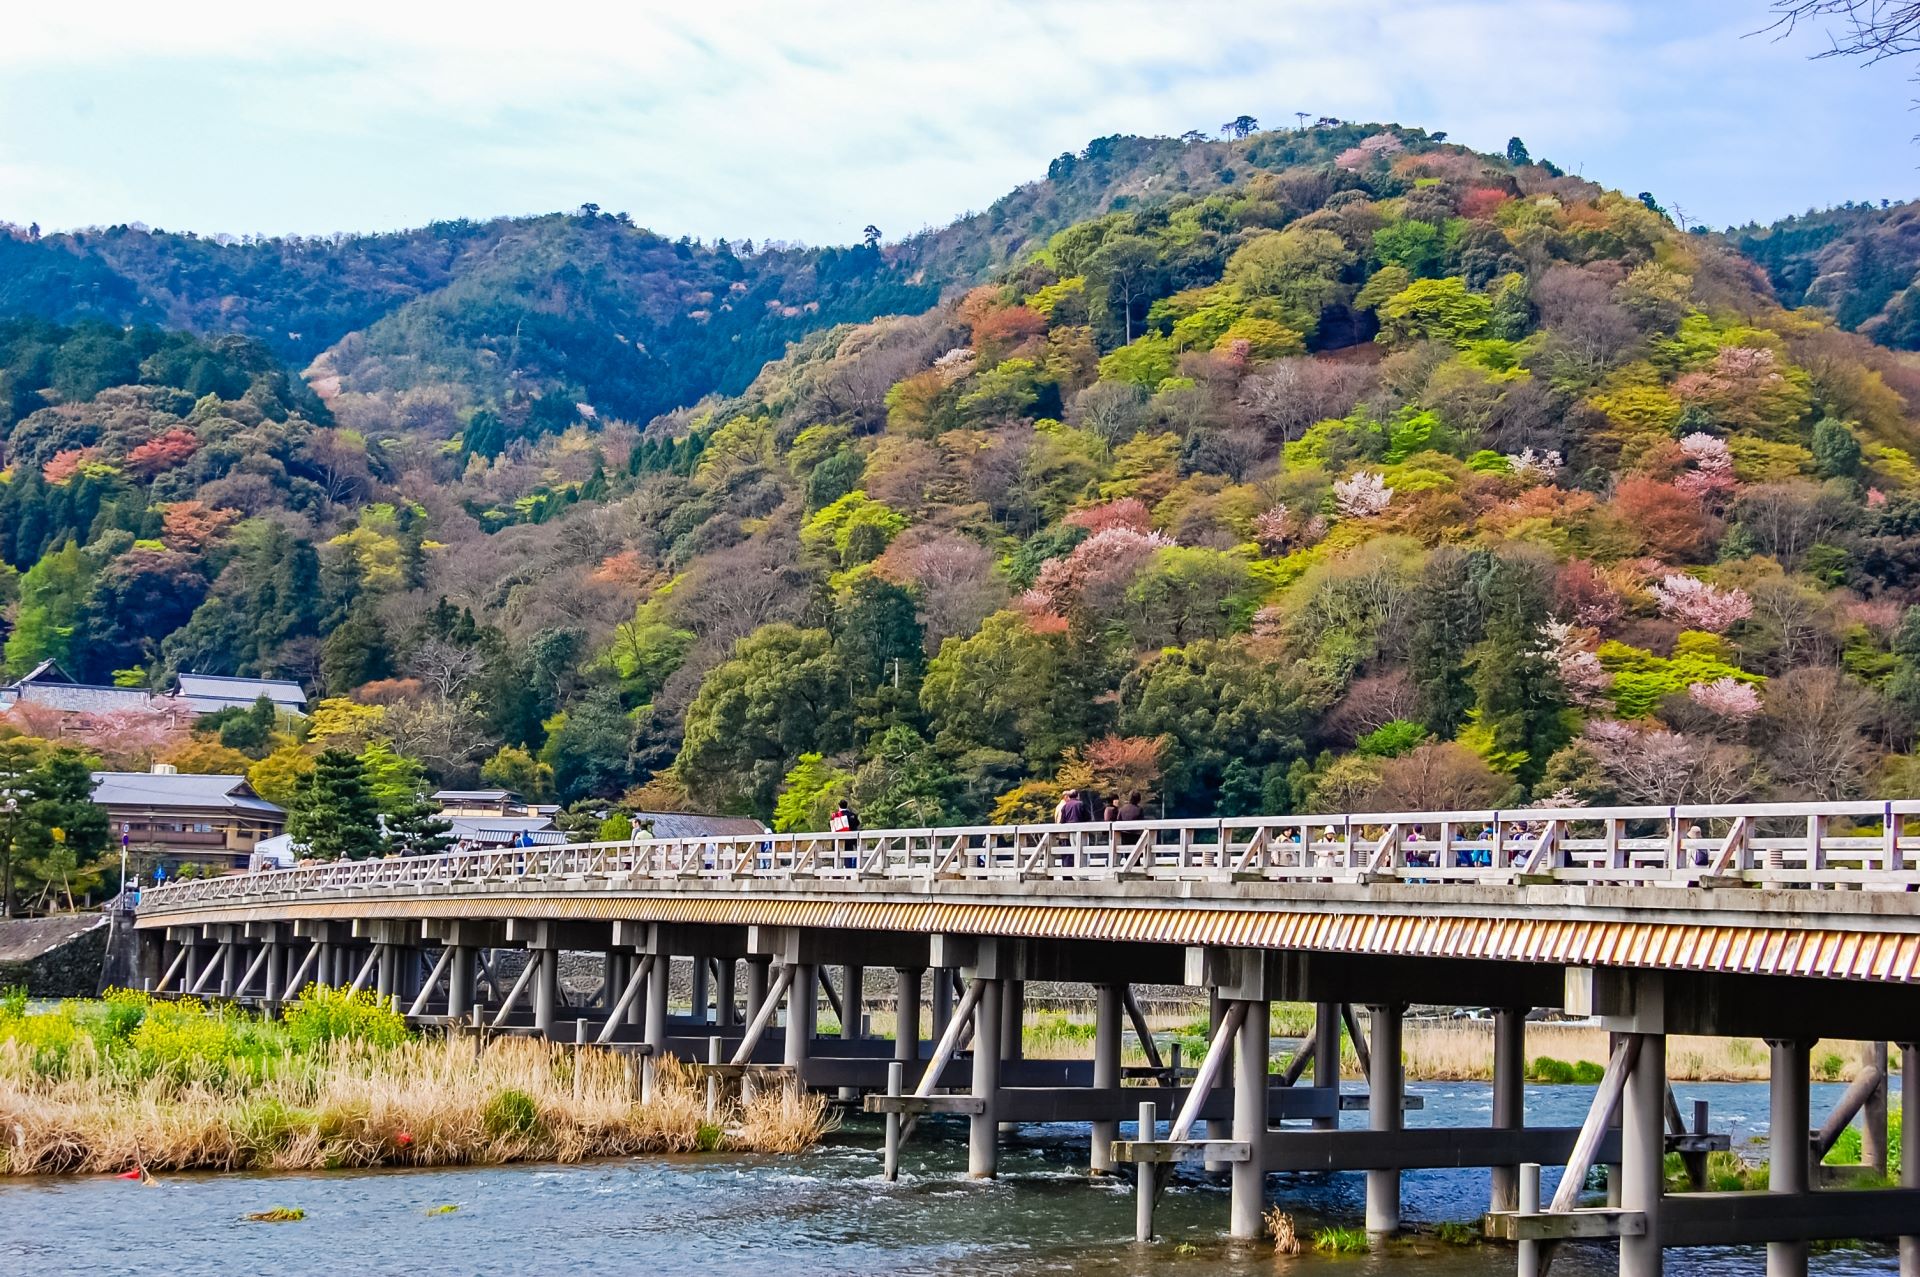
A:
[{"xmin": 0, "ymin": 1081, "xmax": 1897, "ymax": 1276}]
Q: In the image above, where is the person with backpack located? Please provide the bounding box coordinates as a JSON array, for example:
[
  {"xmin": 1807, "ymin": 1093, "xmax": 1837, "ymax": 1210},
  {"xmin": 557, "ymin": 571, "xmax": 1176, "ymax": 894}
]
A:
[{"xmin": 831, "ymin": 800, "xmax": 861, "ymax": 867}]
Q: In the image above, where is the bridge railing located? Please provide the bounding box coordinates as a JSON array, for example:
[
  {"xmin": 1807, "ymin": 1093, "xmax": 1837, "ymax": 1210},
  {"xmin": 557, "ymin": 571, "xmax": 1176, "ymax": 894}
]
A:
[{"xmin": 134, "ymin": 799, "xmax": 1920, "ymax": 911}]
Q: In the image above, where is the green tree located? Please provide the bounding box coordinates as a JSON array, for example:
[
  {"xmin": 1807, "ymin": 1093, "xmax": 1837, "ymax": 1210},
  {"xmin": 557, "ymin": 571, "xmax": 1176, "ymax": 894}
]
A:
[
  {"xmin": 5, "ymin": 540, "xmax": 91, "ymax": 675},
  {"xmin": 288, "ymin": 748, "xmax": 383, "ymax": 861},
  {"xmin": 1119, "ymin": 638, "xmax": 1320, "ymax": 812},
  {"xmin": 1375, "ymin": 277, "xmax": 1492, "ymax": 345},
  {"xmin": 678, "ymin": 625, "xmax": 852, "ymax": 814},
  {"xmin": 772, "ymin": 753, "xmax": 855, "ymax": 832},
  {"xmin": 1123, "ymin": 547, "xmax": 1256, "ymax": 648},
  {"xmin": 480, "ymin": 744, "xmax": 554, "ymax": 802},
  {"xmin": 1221, "ymin": 228, "xmax": 1354, "ymax": 340},
  {"xmin": 11, "ymin": 748, "xmax": 111, "ymax": 911},
  {"xmin": 1505, "ymin": 136, "xmax": 1532, "ymax": 166},
  {"xmin": 539, "ymin": 690, "xmax": 636, "ymax": 803},
  {"xmin": 920, "ymin": 611, "xmax": 1113, "ymax": 772},
  {"xmin": 1810, "ymin": 417, "xmax": 1863, "ymax": 479}
]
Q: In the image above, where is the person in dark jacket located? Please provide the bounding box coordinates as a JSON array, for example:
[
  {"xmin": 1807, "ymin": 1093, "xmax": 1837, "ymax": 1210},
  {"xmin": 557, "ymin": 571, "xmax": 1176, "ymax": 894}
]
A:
[{"xmin": 1116, "ymin": 792, "xmax": 1145, "ymax": 821}]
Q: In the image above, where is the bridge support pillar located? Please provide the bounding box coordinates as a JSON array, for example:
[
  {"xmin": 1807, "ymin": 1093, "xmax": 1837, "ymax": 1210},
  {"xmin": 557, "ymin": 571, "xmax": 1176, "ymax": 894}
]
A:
[
  {"xmin": 446, "ymin": 946, "xmax": 474, "ymax": 1020},
  {"xmin": 894, "ymin": 966, "xmax": 920, "ymax": 1067},
  {"xmin": 533, "ymin": 946, "xmax": 560, "ymax": 1036},
  {"xmin": 1901, "ymin": 1043, "xmax": 1918, "ymax": 1277},
  {"xmin": 218, "ymin": 929, "xmax": 239, "ymax": 998},
  {"xmin": 1491, "ymin": 1005, "xmax": 1528, "ymax": 1212},
  {"xmin": 843, "ymin": 965, "xmax": 864, "ymax": 1038},
  {"xmin": 744, "ymin": 957, "xmax": 769, "ymax": 1027},
  {"xmin": 931, "ymin": 969, "xmax": 954, "ymax": 1042},
  {"xmin": 1366, "ymin": 1002, "xmax": 1404, "ymax": 1235},
  {"xmin": 262, "ymin": 938, "xmax": 287, "ymax": 1010},
  {"xmin": 969, "ymin": 976, "xmax": 1004, "ymax": 1178},
  {"xmin": 1203, "ymin": 992, "xmax": 1229, "ymax": 1174},
  {"xmin": 1768, "ymin": 1038, "xmax": 1811, "ymax": 1277},
  {"xmin": 785, "ymin": 963, "xmax": 817, "ymax": 1069},
  {"xmin": 1230, "ymin": 994, "xmax": 1271, "ymax": 1239},
  {"xmin": 1619, "ymin": 1031, "xmax": 1666, "ymax": 1277},
  {"xmin": 839, "ymin": 964, "xmax": 865, "ymax": 1101},
  {"xmin": 642, "ymin": 950, "xmax": 670, "ymax": 1102},
  {"xmin": 717, "ymin": 958, "xmax": 738, "ymax": 1026},
  {"xmin": 1312, "ymin": 999, "xmax": 1340, "ymax": 1130},
  {"xmin": 1090, "ymin": 983, "xmax": 1121, "ymax": 1174},
  {"xmin": 1001, "ymin": 979, "xmax": 1024, "ymax": 1061},
  {"xmin": 374, "ymin": 944, "xmax": 396, "ymax": 1002},
  {"xmin": 691, "ymin": 955, "xmax": 710, "ymax": 1025}
]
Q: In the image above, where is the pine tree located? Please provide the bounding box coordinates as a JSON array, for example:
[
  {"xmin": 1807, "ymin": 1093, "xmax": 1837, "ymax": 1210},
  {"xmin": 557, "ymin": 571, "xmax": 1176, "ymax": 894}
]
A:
[
  {"xmin": 288, "ymin": 749, "xmax": 383, "ymax": 861},
  {"xmin": 384, "ymin": 790, "xmax": 452, "ymax": 857}
]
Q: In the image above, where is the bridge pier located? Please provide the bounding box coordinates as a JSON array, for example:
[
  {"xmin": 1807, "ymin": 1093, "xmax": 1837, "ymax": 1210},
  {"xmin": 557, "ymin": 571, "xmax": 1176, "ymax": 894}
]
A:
[
  {"xmin": 1620, "ymin": 1031, "xmax": 1667, "ymax": 1277},
  {"xmin": 785, "ymin": 962, "xmax": 817, "ymax": 1069},
  {"xmin": 1768, "ymin": 1038, "xmax": 1811, "ymax": 1277},
  {"xmin": 1365, "ymin": 1002, "xmax": 1404, "ymax": 1235},
  {"xmin": 717, "ymin": 957, "xmax": 738, "ymax": 1026},
  {"xmin": 691, "ymin": 955, "xmax": 710, "ymax": 1026},
  {"xmin": 1902, "ymin": 1043, "xmax": 1918, "ymax": 1277},
  {"xmin": 1090, "ymin": 983, "xmax": 1121, "ymax": 1174},
  {"xmin": 1312, "ymin": 999, "xmax": 1340, "ymax": 1129},
  {"xmin": 1490, "ymin": 1005, "xmax": 1528, "ymax": 1213},
  {"xmin": 970, "ymin": 975, "xmax": 1003, "ymax": 1178},
  {"xmin": 1231, "ymin": 993, "xmax": 1271, "ymax": 1239},
  {"xmin": 745, "ymin": 956, "xmax": 769, "ymax": 1026}
]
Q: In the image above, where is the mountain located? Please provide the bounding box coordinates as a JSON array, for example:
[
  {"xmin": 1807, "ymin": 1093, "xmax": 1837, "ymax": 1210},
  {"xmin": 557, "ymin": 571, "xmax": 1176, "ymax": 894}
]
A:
[
  {"xmin": 1729, "ymin": 200, "xmax": 1920, "ymax": 349},
  {"xmin": 5, "ymin": 123, "xmax": 1920, "ymax": 853}
]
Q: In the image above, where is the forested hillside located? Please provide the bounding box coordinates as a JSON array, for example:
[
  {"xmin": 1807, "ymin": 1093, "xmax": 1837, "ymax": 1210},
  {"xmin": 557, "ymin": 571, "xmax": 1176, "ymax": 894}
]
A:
[
  {"xmin": 8, "ymin": 123, "xmax": 1920, "ymax": 854},
  {"xmin": 1730, "ymin": 199, "xmax": 1920, "ymax": 350}
]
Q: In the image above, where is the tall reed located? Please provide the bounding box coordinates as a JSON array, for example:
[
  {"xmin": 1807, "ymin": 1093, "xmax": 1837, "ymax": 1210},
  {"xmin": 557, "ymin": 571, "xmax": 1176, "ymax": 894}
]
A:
[{"xmin": 0, "ymin": 991, "xmax": 831, "ymax": 1175}]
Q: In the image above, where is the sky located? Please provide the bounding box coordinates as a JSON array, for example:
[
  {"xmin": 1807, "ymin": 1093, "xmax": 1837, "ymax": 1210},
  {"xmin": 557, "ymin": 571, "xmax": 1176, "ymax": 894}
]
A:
[{"xmin": 1, "ymin": 0, "xmax": 1915, "ymax": 245}]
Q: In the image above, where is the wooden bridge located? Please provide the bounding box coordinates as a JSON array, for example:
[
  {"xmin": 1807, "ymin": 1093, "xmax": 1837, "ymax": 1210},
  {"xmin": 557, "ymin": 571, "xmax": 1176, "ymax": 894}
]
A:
[{"xmin": 134, "ymin": 800, "xmax": 1920, "ymax": 1277}]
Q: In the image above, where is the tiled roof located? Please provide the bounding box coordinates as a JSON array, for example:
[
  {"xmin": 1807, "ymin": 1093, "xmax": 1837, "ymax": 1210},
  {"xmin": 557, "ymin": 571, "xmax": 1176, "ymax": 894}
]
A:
[
  {"xmin": 176, "ymin": 673, "xmax": 307, "ymax": 712},
  {"xmin": 89, "ymin": 772, "xmax": 284, "ymax": 816},
  {"xmin": 636, "ymin": 811, "xmax": 768, "ymax": 838},
  {"xmin": 4, "ymin": 683, "xmax": 168, "ymax": 713}
]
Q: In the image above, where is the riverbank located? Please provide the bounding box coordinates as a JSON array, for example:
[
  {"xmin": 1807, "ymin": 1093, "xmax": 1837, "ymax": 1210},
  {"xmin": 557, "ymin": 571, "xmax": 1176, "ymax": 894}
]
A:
[
  {"xmin": 1015, "ymin": 1006, "xmax": 1883, "ymax": 1083},
  {"xmin": 0, "ymin": 990, "xmax": 830, "ymax": 1175}
]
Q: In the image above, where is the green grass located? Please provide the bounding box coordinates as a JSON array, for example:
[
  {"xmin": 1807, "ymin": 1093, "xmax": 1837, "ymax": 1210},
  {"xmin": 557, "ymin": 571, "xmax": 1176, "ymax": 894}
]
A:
[
  {"xmin": 1824, "ymin": 1105, "xmax": 1902, "ymax": 1176},
  {"xmin": 481, "ymin": 1088, "xmax": 541, "ymax": 1139},
  {"xmin": 1311, "ymin": 1226, "xmax": 1369, "ymax": 1254},
  {"xmin": 1433, "ymin": 1221, "xmax": 1481, "ymax": 1246},
  {"xmin": 428, "ymin": 1204, "xmax": 460, "ymax": 1215},
  {"xmin": 246, "ymin": 1207, "xmax": 305, "ymax": 1222}
]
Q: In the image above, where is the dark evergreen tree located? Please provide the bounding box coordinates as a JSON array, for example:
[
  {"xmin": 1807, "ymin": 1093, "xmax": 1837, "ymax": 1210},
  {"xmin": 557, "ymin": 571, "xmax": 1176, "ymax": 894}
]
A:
[{"xmin": 288, "ymin": 749, "xmax": 383, "ymax": 861}]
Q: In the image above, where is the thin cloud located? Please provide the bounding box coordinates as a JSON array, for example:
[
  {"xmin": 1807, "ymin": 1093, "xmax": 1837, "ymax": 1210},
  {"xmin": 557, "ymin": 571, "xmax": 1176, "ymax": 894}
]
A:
[{"xmin": 1, "ymin": 0, "xmax": 1912, "ymax": 241}]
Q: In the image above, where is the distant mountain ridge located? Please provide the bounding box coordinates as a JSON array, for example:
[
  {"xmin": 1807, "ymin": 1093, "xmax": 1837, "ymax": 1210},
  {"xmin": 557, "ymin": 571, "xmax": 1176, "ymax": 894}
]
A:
[{"xmin": 0, "ymin": 126, "xmax": 1426, "ymax": 434}]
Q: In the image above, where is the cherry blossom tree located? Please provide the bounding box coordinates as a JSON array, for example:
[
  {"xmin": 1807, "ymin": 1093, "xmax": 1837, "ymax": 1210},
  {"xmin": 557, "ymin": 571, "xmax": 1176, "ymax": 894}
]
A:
[
  {"xmin": 1673, "ymin": 431, "xmax": 1736, "ymax": 503},
  {"xmin": 1252, "ymin": 503, "xmax": 1328, "ymax": 555},
  {"xmin": 1687, "ymin": 677, "xmax": 1761, "ymax": 720},
  {"xmin": 1650, "ymin": 573, "xmax": 1753, "ymax": 632},
  {"xmin": 1028, "ymin": 526, "xmax": 1173, "ymax": 615},
  {"xmin": 1507, "ymin": 448, "xmax": 1563, "ymax": 480},
  {"xmin": 1064, "ymin": 498, "xmax": 1152, "ymax": 536},
  {"xmin": 1333, "ymin": 470, "xmax": 1393, "ymax": 519},
  {"xmin": 1537, "ymin": 619, "xmax": 1612, "ymax": 707}
]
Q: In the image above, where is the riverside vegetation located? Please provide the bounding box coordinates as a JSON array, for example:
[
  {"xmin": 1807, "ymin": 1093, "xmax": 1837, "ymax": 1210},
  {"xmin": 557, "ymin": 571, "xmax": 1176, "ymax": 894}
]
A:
[{"xmin": 0, "ymin": 986, "xmax": 831, "ymax": 1175}]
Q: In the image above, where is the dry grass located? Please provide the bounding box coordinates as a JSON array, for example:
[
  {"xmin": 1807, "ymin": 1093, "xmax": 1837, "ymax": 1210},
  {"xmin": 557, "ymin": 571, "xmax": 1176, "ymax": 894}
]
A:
[
  {"xmin": 1394, "ymin": 1021, "xmax": 1871, "ymax": 1083},
  {"xmin": 1264, "ymin": 1205, "xmax": 1304, "ymax": 1255},
  {"xmin": 0, "ymin": 1008, "xmax": 832, "ymax": 1175}
]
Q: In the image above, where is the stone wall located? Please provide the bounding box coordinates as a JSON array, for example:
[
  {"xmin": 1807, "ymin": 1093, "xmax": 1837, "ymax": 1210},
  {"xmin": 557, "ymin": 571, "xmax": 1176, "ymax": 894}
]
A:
[{"xmin": 0, "ymin": 914, "xmax": 111, "ymax": 997}]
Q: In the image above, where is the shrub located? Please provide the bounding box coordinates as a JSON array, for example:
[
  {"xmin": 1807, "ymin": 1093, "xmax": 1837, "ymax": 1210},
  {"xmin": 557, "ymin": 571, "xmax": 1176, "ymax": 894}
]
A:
[
  {"xmin": 1434, "ymin": 1221, "xmax": 1482, "ymax": 1246},
  {"xmin": 283, "ymin": 985, "xmax": 407, "ymax": 1052},
  {"xmin": 1571, "ymin": 1061, "xmax": 1605, "ymax": 1085},
  {"xmin": 482, "ymin": 1088, "xmax": 543, "ymax": 1139},
  {"xmin": 1529, "ymin": 1056, "xmax": 1576, "ymax": 1084}
]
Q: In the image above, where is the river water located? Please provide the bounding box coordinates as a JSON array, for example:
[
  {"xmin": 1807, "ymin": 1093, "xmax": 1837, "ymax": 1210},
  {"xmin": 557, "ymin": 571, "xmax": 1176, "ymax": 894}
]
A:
[{"xmin": 0, "ymin": 1081, "xmax": 1896, "ymax": 1276}]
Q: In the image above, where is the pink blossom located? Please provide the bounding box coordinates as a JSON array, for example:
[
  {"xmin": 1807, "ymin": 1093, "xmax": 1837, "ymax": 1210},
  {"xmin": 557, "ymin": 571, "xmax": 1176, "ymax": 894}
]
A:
[
  {"xmin": 1065, "ymin": 498, "xmax": 1152, "ymax": 536},
  {"xmin": 1029, "ymin": 525, "xmax": 1173, "ymax": 613},
  {"xmin": 1507, "ymin": 448, "xmax": 1564, "ymax": 479},
  {"xmin": 1252, "ymin": 504, "xmax": 1327, "ymax": 555},
  {"xmin": 1650, "ymin": 574, "xmax": 1752, "ymax": 632},
  {"xmin": 1687, "ymin": 677, "xmax": 1761, "ymax": 720},
  {"xmin": 1537, "ymin": 619, "xmax": 1612, "ymax": 707},
  {"xmin": 1333, "ymin": 470, "xmax": 1393, "ymax": 518}
]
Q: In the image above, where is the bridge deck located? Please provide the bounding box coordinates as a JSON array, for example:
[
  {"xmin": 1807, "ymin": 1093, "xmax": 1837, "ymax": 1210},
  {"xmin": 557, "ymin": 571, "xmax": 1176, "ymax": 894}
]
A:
[{"xmin": 136, "ymin": 800, "xmax": 1920, "ymax": 982}]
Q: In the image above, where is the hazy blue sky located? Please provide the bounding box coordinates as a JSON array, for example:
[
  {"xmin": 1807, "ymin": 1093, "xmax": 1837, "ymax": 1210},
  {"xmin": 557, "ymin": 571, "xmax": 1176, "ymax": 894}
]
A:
[{"xmin": 2, "ymin": 1, "xmax": 1913, "ymax": 244}]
